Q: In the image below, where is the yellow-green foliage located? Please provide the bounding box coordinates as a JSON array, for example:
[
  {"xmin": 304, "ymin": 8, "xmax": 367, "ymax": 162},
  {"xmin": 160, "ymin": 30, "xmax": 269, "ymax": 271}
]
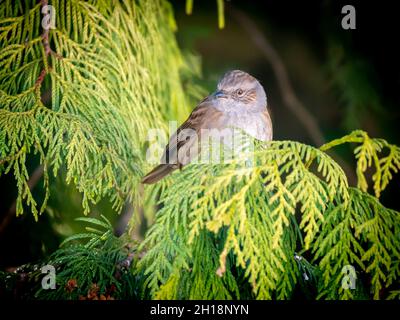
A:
[
  {"xmin": 140, "ymin": 132, "xmax": 400, "ymax": 300},
  {"xmin": 1, "ymin": 1, "xmax": 400, "ymax": 301},
  {"xmin": 0, "ymin": 0, "xmax": 201, "ymax": 219}
]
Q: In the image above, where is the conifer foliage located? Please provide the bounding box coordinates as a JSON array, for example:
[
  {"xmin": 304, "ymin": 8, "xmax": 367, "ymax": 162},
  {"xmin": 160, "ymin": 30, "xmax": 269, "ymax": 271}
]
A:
[
  {"xmin": 36, "ymin": 215, "xmax": 140, "ymax": 300},
  {"xmin": 140, "ymin": 133, "xmax": 400, "ymax": 300},
  {"xmin": 1, "ymin": 1, "xmax": 400, "ymax": 300},
  {"xmin": 0, "ymin": 0, "xmax": 196, "ymax": 219}
]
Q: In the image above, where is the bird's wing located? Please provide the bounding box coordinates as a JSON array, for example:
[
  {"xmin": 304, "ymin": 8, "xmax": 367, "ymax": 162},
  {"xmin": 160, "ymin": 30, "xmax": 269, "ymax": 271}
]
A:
[{"xmin": 161, "ymin": 96, "xmax": 222, "ymax": 166}]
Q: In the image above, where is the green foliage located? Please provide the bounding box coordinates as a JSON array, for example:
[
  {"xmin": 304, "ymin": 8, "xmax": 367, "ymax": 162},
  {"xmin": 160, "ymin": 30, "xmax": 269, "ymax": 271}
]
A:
[
  {"xmin": 313, "ymin": 188, "xmax": 400, "ymax": 299},
  {"xmin": 1, "ymin": 1, "xmax": 399, "ymax": 301},
  {"xmin": 0, "ymin": 0, "xmax": 201, "ymax": 219},
  {"xmin": 319, "ymin": 130, "xmax": 400, "ymax": 198},
  {"xmin": 0, "ymin": 216, "xmax": 140, "ymax": 300},
  {"xmin": 140, "ymin": 131, "xmax": 400, "ymax": 300},
  {"xmin": 35, "ymin": 215, "xmax": 140, "ymax": 300}
]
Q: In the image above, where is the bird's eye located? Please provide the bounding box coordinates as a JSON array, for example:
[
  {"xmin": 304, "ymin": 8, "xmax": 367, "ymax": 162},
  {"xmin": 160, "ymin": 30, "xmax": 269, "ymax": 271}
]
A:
[{"xmin": 236, "ymin": 89, "xmax": 244, "ymax": 96}]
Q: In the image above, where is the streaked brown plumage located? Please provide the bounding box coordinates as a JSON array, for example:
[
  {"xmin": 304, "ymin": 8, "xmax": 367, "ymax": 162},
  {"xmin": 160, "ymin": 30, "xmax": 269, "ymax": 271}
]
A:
[{"xmin": 142, "ymin": 70, "xmax": 272, "ymax": 184}]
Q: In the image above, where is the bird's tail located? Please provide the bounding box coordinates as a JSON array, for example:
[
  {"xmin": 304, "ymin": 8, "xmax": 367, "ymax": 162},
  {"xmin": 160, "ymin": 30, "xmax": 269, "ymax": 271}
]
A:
[{"xmin": 141, "ymin": 164, "xmax": 176, "ymax": 184}]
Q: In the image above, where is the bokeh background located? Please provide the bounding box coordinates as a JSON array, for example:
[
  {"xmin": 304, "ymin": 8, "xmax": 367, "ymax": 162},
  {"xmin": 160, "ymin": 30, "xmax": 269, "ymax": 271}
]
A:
[{"xmin": 1, "ymin": 0, "xmax": 399, "ymax": 269}]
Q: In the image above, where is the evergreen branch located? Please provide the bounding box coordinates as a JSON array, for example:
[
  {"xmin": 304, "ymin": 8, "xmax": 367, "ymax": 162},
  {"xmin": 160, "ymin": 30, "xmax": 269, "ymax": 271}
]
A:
[
  {"xmin": 1, "ymin": 0, "xmax": 202, "ymax": 219},
  {"xmin": 0, "ymin": 164, "xmax": 44, "ymax": 235},
  {"xmin": 141, "ymin": 133, "xmax": 400, "ymax": 300},
  {"xmin": 34, "ymin": 217, "xmax": 139, "ymax": 300}
]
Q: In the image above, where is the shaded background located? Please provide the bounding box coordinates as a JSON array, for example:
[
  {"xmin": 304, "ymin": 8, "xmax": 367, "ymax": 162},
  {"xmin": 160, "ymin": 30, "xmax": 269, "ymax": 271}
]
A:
[{"xmin": 1, "ymin": 0, "xmax": 399, "ymax": 268}]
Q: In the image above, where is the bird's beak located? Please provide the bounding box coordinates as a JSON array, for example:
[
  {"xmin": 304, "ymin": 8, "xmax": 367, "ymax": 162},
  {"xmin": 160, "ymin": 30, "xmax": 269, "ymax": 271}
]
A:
[{"xmin": 214, "ymin": 90, "xmax": 227, "ymax": 99}]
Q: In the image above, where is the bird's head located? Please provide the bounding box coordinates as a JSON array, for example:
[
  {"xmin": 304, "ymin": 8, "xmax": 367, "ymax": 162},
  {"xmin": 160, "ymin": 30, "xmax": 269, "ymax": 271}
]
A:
[{"xmin": 214, "ymin": 70, "xmax": 267, "ymax": 112}]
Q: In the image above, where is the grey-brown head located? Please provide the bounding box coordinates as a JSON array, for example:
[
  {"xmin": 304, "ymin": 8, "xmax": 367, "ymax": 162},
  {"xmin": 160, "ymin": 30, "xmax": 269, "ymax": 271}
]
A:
[{"xmin": 214, "ymin": 70, "xmax": 267, "ymax": 112}]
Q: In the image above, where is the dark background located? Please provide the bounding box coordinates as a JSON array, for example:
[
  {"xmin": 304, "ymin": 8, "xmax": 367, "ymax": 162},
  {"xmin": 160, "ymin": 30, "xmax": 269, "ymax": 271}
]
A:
[
  {"xmin": 1, "ymin": 0, "xmax": 399, "ymax": 268},
  {"xmin": 172, "ymin": 0, "xmax": 400, "ymax": 142},
  {"xmin": 171, "ymin": 0, "xmax": 400, "ymax": 210}
]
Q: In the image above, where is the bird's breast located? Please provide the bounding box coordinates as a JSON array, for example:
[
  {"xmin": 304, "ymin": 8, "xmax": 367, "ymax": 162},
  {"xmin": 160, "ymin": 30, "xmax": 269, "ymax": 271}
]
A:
[{"xmin": 220, "ymin": 110, "xmax": 272, "ymax": 142}]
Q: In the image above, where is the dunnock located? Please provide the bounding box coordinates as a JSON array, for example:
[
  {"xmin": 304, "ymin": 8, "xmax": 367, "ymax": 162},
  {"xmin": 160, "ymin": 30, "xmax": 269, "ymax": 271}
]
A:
[{"xmin": 142, "ymin": 70, "xmax": 273, "ymax": 184}]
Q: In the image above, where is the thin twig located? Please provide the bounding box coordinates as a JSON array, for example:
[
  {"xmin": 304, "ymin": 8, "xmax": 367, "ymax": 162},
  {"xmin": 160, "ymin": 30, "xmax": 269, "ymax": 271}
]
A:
[
  {"xmin": 35, "ymin": 68, "xmax": 48, "ymax": 87},
  {"xmin": 0, "ymin": 147, "xmax": 26, "ymax": 166},
  {"xmin": 0, "ymin": 0, "xmax": 53, "ymax": 234},
  {"xmin": 0, "ymin": 165, "xmax": 44, "ymax": 235},
  {"xmin": 41, "ymin": 0, "xmax": 51, "ymax": 56},
  {"xmin": 35, "ymin": 0, "xmax": 53, "ymax": 90},
  {"xmin": 229, "ymin": 6, "xmax": 325, "ymax": 146}
]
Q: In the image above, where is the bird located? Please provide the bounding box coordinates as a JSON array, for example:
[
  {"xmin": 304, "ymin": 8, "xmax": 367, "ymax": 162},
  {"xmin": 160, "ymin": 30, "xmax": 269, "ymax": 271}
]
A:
[{"xmin": 141, "ymin": 70, "xmax": 273, "ymax": 184}]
